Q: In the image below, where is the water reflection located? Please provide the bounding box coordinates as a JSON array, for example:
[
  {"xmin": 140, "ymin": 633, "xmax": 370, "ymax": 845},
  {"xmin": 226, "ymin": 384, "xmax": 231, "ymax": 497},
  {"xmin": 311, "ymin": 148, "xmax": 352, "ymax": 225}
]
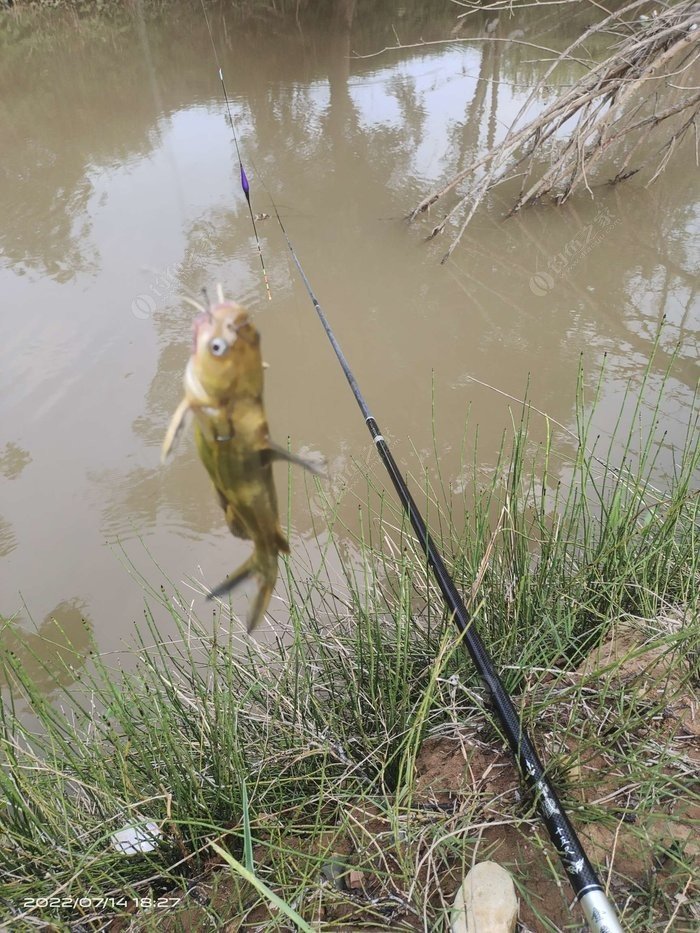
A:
[
  {"xmin": 0, "ymin": 599, "xmax": 92, "ymax": 696},
  {"xmin": 0, "ymin": 1, "xmax": 696, "ymax": 688},
  {"xmin": 0, "ymin": 516, "xmax": 16, "ymax": 559},
  {"xmin": 0, "ymin": 442, "xmax": 32, "ymax": 480}
]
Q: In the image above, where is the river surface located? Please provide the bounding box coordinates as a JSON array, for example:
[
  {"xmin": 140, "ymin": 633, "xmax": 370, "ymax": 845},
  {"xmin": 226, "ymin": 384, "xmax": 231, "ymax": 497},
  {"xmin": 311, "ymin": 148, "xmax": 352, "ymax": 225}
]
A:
[{"xmin": 1, "ymin": 1, "xmax": 698, "ymax": 697}]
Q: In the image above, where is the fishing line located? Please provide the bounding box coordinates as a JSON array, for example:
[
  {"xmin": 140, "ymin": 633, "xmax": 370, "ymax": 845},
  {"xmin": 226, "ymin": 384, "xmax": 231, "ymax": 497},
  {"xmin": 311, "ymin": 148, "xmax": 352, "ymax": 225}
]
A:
[
  {"xmin": 135, "ymin": 0, "xmax": 188, "ymax": 231},
  {"xmin": 198, "ymin": 14, "xmax": 623, "ymax": 933},
  {"xmin": 199, "ymin": 0, "xmax": 272, "ymax": 301}
]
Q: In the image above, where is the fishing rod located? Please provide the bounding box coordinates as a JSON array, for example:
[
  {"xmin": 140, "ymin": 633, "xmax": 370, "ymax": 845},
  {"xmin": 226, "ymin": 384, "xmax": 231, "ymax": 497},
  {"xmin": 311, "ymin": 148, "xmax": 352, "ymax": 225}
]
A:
[
  {"xmin": 271, "ymin": 210, "xmax": 623, "ymax": 933},
  {"xmin": 199, "ymin": 17, "xmax": 623, "ymax": 933}
]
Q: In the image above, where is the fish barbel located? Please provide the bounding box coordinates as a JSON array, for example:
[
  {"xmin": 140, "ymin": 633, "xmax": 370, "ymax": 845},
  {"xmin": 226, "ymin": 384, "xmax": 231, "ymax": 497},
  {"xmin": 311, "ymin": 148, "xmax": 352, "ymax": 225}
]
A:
[{"xmin": 162, "ymin": 287, "xmax": 320, "ymax": 631}]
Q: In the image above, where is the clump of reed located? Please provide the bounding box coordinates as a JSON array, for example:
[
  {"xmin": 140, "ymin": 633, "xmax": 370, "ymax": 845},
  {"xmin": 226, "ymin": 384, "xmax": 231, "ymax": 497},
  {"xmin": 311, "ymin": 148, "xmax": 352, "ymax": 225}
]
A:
[{"xmin": 1, "ymin": 352, "xmax": 698, "ymax": 930}]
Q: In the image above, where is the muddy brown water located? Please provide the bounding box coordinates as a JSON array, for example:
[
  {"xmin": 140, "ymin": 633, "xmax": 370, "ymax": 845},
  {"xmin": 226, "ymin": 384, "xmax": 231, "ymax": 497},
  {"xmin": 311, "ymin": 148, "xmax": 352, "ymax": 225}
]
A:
[{"xmin": 1, "ymin": 2, "xmax": 698, "ymax": 698}]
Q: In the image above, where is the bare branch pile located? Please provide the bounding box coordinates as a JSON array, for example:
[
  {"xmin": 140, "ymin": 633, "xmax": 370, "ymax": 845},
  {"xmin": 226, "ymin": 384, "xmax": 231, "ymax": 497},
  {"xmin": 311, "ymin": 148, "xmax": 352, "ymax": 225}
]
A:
[{"xmin": 411, "ymin": 0, "xmax": 700, "ymax": 262}]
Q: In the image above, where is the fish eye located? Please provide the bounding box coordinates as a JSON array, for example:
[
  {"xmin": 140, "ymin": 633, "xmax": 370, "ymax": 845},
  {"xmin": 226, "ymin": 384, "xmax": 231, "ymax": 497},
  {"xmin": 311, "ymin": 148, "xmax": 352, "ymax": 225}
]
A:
[{"xmin": 209, "ymin": 337, "xmax": 229, "ymax": 357}]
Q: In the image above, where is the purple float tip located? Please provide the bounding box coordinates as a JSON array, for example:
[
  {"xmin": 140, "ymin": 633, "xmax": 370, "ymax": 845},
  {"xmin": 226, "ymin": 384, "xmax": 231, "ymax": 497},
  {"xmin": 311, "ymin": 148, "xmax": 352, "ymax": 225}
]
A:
[{"xmin": 240, "ymin": 164, "xmax": 250, "ymax": 197}]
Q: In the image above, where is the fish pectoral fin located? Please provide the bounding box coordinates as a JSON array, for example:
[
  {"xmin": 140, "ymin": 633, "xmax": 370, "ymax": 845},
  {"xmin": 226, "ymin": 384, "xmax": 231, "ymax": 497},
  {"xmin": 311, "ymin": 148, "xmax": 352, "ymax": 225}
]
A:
[
  {"xmin": 263, "ymin": 441, "xmax": 326, "ymax": 476},
  {"xmin": 206, "ymin": 555, "xmax": 256, "ymax": 601},
  {"xmin": 276, "ymin": 528, "xmax": 291, "ymax": 555},
  {"xmin": 161, "ymin": 399, "xmax": 192, "ymax": 463}
]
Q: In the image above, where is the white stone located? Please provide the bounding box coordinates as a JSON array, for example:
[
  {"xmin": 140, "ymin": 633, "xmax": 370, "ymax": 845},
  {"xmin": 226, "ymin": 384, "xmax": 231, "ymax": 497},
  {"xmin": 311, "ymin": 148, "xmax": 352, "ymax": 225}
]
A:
[{"xmin": 450, "ymin": 861, "xmax": 519, "ymax": 933}]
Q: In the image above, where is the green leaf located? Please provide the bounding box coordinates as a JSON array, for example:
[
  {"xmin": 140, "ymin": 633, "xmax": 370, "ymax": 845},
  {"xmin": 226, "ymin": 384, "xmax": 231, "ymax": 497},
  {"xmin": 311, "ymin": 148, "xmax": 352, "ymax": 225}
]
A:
[{"xmin": 211, "ymin": 842, "xmax": 314, "ymax": 932}]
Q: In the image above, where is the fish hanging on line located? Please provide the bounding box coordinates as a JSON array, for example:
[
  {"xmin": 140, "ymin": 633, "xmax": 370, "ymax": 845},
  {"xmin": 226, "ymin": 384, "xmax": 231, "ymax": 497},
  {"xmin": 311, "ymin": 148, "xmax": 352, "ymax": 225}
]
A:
[{"xmin": 162, "ymin": 286, "xmax": 322, "ymax": 631}]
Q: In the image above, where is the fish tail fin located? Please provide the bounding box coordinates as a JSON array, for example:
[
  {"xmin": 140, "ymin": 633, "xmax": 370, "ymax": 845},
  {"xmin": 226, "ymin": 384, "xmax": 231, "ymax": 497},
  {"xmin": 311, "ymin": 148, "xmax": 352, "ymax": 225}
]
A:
[
  {"xmin": 246, "ymin": 574, "xmax": 275, "ymax": 633},
  {"xmin": 206, "ymin": 554, "xmax": 256, "ymax": 601},
  {"xmin": 208, "ymin": 534, "xmax": 288, "ymax": 632},
  {"xmin": 246, "ymin": 541, "xmax": 285, "ymax": 632}
]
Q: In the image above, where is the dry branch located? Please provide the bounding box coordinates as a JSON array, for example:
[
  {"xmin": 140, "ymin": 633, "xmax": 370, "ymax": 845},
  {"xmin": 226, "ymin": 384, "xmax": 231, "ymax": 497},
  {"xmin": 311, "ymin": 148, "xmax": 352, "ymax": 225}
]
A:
[{"xmin": 411, "ymin": 0, "xmax": 700, "ymax": 262}]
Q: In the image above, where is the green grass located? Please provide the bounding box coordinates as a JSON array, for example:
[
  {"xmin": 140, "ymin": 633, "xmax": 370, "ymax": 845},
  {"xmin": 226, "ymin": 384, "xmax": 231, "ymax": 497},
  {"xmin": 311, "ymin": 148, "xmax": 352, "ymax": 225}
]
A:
[{"xmin": 0, "ymin": 352, "xmax": 698, "ymax": 930}]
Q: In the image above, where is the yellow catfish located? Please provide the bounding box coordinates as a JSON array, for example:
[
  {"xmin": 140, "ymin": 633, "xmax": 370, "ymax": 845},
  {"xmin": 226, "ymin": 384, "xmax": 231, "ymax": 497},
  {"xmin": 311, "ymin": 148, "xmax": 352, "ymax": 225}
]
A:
[{"xmin": 162, "ymin": 288, "xmax": 320, "ymax": 631}]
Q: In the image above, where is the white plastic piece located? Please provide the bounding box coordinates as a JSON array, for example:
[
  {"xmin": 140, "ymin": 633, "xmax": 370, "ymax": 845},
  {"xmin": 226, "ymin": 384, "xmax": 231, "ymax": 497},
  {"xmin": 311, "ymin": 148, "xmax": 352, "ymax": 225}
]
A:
[{"xmin": 111, "ymin": 820, "xmax": 162, "ymax": 856}]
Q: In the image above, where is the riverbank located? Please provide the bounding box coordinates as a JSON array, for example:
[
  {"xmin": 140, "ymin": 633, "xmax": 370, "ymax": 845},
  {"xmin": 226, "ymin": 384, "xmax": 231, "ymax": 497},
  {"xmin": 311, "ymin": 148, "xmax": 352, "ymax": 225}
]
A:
[{"xmin": 1, "ymin": 354, "xmax": 698, "ymax": 930}]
